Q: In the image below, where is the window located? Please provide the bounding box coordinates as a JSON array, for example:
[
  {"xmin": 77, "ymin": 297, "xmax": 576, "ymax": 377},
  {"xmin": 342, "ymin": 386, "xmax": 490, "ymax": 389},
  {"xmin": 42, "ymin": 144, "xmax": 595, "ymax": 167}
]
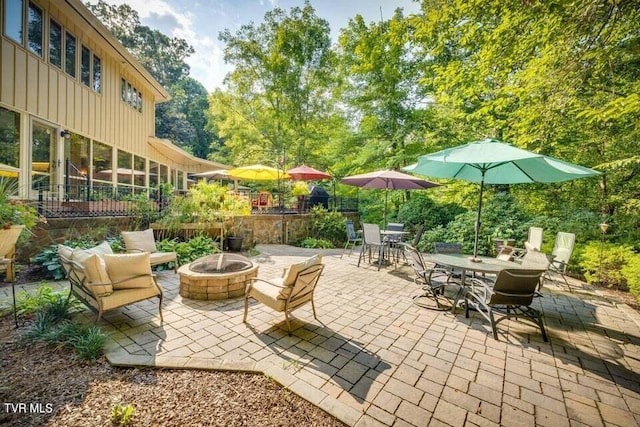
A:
[
  {"xmin": 92, "ymin": 141, "xmax": 112, "ymax": 181},
  {"xmin": 4, "ymin": 0, "xmax": 23, "ymax": 44},
  {"xmin": 117, "ymin": 150, "xmax": 132, "ymax": 185},
  {"xmin": 149, "ymin": 161, "xmax": 158, "ymax": 187},
  {"xmin": 92, "ymin": 55, "xmax": 101, "ymax": 93},
  {"xmin": 120, "ymin": 78, "xmax": 143, "ymax": 112},
  {"xmin": 65, "ymin": 31, "xmax": 76, "ymax": 77},
  {"xmin": 159, "ymin": 165, "xmax": 168, "ymax": 184},
  {"xmin": 134, "ymin": 156, "xmax": 145, "ymax": 187},
  {"xmin": 176, "ymin": 171, "xmax": 184, "ymax": 190},
  {"xmin": 27, "ymin": 2, "xmax": 43, "ymax": 56},
  {"xmin": 0, "ymin": 107, "xmax": 21, "ymax": 179},
  {"xmin": 81, "ymin": 45, "xmax": 90, "ymax": 86},
  {"xmin": 64, "ymin": 134, "xmax": 90, "ymax": 201},
  {"xmin": 49, "ymin": 19, "xmax": 62, "ymax": 68}
]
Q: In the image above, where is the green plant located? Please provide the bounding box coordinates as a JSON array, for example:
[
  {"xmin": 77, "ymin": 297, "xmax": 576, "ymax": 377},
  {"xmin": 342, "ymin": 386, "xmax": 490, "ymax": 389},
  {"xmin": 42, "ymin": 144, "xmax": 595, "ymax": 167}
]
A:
[
  {"xmin": 71, "ymin": 326, "xmax": 106, "ymax": 360},
  {"xmin": 32, "ymin": 236, "xmax": 109, "ymax": 280},
  {"xmin": 0, "ymin": 177, "xmax": 43, "ymax": 230},
  {"xmin": 124, "ymin": 193, "xmax": 161, "ymax": 230},
  {"xmin": 578, "ymin": 242, "xmax": 634, "ymax": 290},
  {"xmin": 111, "ymin": 403, "xmax": 136, "ymax": 426},
  {"xmin": 308, "ymin": 206, "xmax": 346, "ymax": 247},
  {"xmin": 15, "ymin": 285, "xmax": 80, "ymax": 316},
  {"xmin": 156, "ymin": 234, "xmax": 220, "ymax": 267},
  {"xmin": 291, "ymin": 181, "xmax": 310, "ymax": 196},
  {"xmin": 622, "ymin": 254, "xmax": 640, "ymax": 302},
  {"xmin": 299, "ymin": 237, "xmax": 333, "ymax": 249}
]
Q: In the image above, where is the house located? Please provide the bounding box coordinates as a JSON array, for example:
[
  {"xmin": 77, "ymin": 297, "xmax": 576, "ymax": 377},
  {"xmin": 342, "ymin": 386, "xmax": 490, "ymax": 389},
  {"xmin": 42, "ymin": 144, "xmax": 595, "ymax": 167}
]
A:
[{"xmin": 0, "ymin": 0, "xmax": 226, "ymax": 204}]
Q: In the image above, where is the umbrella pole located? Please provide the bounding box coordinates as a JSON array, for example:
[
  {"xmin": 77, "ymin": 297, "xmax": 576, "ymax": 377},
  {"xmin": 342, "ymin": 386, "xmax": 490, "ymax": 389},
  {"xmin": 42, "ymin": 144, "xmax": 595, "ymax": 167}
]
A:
[
  {"xmin": 384, "ymin": 188, "xmax": 388, "ymax": 229},
  {"xmin": 472, "ymin": 172, "xmax": 485, "ymax": 262}
]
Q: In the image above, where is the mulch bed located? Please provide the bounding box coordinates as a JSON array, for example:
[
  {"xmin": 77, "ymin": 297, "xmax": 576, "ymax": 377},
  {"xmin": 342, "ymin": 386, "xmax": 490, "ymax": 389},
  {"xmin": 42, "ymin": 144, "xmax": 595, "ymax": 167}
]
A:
[{"xmin": 0, "ymin": 316, "xmax": 345, "ymax": 426}]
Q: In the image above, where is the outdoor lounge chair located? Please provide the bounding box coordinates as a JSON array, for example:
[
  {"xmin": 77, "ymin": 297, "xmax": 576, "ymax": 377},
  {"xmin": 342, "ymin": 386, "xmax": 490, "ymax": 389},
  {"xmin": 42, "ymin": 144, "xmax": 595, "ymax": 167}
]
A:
[
  {"xmin": 464, "ymin": 268, "xmax": 548, "ymax": 342},
  {"xmin": 243, "ymin": 254, "xmax": 324, "ymax": 333},
  {"xmin": 0, "ymin": 225, "xmax": 23, "ymax": 282},
  {"xmin": 121, "ymin": 229, "xmax": 178, "ymax": 273},
  {"xmin": 341, "ymin": 220, "xmax": 362, "ymax": 259},
  {"xmin": 546, "ymin": 231, "xmax": 576, "ymax": 289},
  {"xmin": 513, "ymin": 226, "xmax": 544, "ymax": 259},
  {"xmin": 58, "ymin": 243, "xmax": 163, "ymax": 324},
  {"xmin": 404, "ymin": 244, "xmax": 462, "ymax": 311},
  {"xmin": 358, "ymin": 223, "xmax": 388, "ymax": 270}
]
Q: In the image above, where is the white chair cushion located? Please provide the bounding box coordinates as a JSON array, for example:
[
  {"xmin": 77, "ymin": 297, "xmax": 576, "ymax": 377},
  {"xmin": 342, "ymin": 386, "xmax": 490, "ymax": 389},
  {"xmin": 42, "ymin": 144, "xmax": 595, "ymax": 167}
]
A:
[
  {"xmin": 279, "ymin": 254, "xmax": 322, "ymax": 299},
  {"xmin": 71, "ymin": 250, "xmax": 113, "ymax": 296},
  {"xmin": 149, "ymin": 252, "xmax": 177, "ymax": 265},
  {"xmin": 249, "ymin": 278, "xmax": 286, "ymax": 312},
  {"xmin": 103, "ymin": 253, "xmax": 155, "ymax": 289},
  {"xmin": 122, "ymin": 229, "xmax": 157, "ymax": 253},
  {"xmin": 100, "ymin": 286, "xmax": 161, "ymax": 311}
]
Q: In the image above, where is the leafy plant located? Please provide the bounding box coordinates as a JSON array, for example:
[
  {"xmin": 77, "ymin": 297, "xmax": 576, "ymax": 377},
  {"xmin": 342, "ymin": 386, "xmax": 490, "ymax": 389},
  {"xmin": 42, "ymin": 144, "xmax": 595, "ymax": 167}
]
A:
[
  {"xmin": 111, "ymin": 403, "xmax": 136, "ymax": 426},
  {"xmin": 308, "ymin": 206, "xmax": 345, "ymax": 247},
  {"xmin": 0, "ymin": 177, "xmax": 43, "ymax": 230},
  {"xmin": 71, "ymin": 326, "xmax": 106, "ymax": 360},
  {"xmin": 299, "ymin": 237, "xmax": 333, "ymax": 249},
  {"xmin": 578, "ymin": 242, "xmax": 634, "ymax": 290},
  {"xmin": 156, "ymin": 234, "xmax": 221, "ymax": 267},
  {"xmin": 124, "ymin": 193, "xmax": 161, "ymax": 230},
  {"xmin": 15, "ymin": 285, "xmax": 80, "ymax": 316}
]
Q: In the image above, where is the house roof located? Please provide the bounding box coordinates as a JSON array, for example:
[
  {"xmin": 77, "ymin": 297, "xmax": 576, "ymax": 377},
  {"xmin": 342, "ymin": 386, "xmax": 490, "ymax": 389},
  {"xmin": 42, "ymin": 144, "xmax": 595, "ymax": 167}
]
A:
[
  {"xmin": 148, "ymin": 137, "xmax": 230, "ymax": 173},
  {"xmin": 63, "ymin": 0, "xmax": 170, "ymax": 102}
]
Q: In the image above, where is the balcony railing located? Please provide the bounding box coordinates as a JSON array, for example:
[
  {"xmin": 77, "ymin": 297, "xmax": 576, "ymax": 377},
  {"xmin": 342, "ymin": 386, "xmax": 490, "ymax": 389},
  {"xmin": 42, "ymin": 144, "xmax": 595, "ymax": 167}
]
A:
[{"xmin": 35, "ymin": 184, "xmax": 358, "ymax": 218}]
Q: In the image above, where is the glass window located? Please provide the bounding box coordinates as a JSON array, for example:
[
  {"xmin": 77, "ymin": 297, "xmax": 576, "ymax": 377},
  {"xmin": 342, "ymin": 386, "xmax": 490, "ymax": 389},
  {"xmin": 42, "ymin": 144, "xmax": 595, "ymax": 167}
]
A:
[
  {"xmin": 92, "ymin": 141, "xmax": 112, "ymax": 181},
  {"xmin": 92, "ymin": 55, "xmax": 101, "ymax": 92},
  {"xmin": 0, "ymin": 107, "xmax": 21, "ymax": 180},
  {"xmin": 4, "ymin": 0, "xmax": 23, "ymax": 44},
  {"xmin": 176, "ymin": 171, "xmax": 184, "ymax": 190},
  {"xmin": 120, "ymin": 78, "xmax": 126, "ymax": 102},
  {"xmin": 127, "ymin": 82, "xmax": 132, "ymax": 106},
  {"xmin": 81, "ymin": 45, "xmax": 90, "ymax": 86},
  {"xmin": 65, "ymin": 31, "xmax": 76, "ymax": 77},
  {"xmin": 149, "ymin": 161, "xmax": 158, "ymax": 187},
  {"xmin": 159, "ymin": 165, "xmax": 168, "ymax": 184},
  {"xmin": 49, "ymin": 19, "xmax": 62, "ymax": 68},
  {"xmin": 64, "ymin": 134, "xmax": 89, "ymax": 202},
  {"xmin": 117, "ymin": 150, "xmax": 132, "ymax": 185},
  {"xmin": 31, "ymin": 123, "xmax": 53, "ymax": 191},
  {"xmin": 134, "ymin": 155, "xmax": 145, "ymax": 187},
  {"xmin": 137, "ymin": 90, "xmax": 143, "ymax": 112},
  {"xmin": 27, "ymin": 2, "xmax": 42, "ymax": 56}
]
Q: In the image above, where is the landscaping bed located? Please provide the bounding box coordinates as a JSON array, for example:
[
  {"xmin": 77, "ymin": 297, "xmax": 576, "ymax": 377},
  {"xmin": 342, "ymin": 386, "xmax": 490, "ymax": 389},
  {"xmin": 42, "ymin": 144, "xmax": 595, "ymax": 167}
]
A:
[{"xmin": 0, "ymin": 316, "xmax": 344, "ymax": 426}]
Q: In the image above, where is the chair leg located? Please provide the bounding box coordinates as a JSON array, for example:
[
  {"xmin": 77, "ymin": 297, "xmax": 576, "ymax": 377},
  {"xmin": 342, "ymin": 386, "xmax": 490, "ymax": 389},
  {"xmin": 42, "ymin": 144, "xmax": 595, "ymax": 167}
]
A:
[
  {"xmin": 311, "ymin": 298, "xmax": 318, "ymax": 320},
  {"xmin": 284, "ymin": 310, "xmax": 291, "ymax": 335},
  {"xmin": 535, "ymin": 309, "xmax": 549, "ymax": 342},
  {"xmin": 243, "ymin": 295, "xmax": 249, "ymax": 323},
  {"xmin": 489, "ymin": 310, "xmax": 499, "ymax": 340},
  {"xmin": 341, "ymin": 240, "xmax": 349, "ymax": 259},
  {"xmin": 157, "ymin": 294, "xmax": 164, "ymax": 324},
  {"xmin": 357, "ymin": 244, "xmax": 365, "ymax": 267}
]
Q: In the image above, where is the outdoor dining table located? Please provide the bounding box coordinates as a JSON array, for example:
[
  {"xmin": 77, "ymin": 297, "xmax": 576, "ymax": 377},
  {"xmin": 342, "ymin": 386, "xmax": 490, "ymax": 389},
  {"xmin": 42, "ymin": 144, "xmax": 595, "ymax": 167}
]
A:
[
  {"xmin": 427, "ymin": 253, "xmax": 525, "ymax": 313},
  {"xmin": 380, "ymin": 230, "xmax": 411, "ymax": 266}
]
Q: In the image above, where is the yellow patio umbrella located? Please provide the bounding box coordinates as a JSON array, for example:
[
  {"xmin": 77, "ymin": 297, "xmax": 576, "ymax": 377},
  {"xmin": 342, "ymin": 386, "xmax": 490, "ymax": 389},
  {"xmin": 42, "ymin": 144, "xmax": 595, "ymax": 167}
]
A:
[
  {"xmin": 227, "ymin": 164, "xmax": 290, "ymax": 181},
  {"xmin": 0, "ymin": 164, "xmax": 20, "ymax": 178}
]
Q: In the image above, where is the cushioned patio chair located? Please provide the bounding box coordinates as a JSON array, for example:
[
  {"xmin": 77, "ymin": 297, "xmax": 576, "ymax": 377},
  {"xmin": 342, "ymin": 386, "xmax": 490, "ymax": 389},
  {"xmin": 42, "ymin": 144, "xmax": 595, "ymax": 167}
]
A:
[
  {"xmin": 513, "ymin": 226, "xmax": 544, "ymax": 259},
  {"xmin": 358, "ymin": 223, "xmax": 388, "ymax": 270},
  {"xmin": 59, "ymin": 243, "xmax": 163, "ymax": 324},
  {"xmin": 341, "ymin": 220, "xmax": 362, "ymax": 259},
  {"xmin": 0, "ymin": 225, "xmax": 23, "ymax": 282},
  {"xmin": 404, "ymin": 244, "xmax": 462, "ymax": 311},
  {"xmin": 464, "ymin": 268, "xmax": 548, "ymax": 342},
  {"xmin": 121, "ymin": 229, "xmax": 178, "ymax": 273},
  {"xmin": 546, "ymin": 231, "xmax": 576, "ymax": 289},
  {"xmin": 243, "ymin": 254, "xmax": 324, "ymax": 333}
]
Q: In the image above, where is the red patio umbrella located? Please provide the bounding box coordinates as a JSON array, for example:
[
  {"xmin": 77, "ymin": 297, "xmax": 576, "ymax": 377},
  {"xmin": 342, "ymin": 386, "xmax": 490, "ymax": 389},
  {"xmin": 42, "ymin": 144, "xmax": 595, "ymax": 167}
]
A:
[{"xmin": 286, "ymin": 164, "xmax": 331, "ymax": 180}]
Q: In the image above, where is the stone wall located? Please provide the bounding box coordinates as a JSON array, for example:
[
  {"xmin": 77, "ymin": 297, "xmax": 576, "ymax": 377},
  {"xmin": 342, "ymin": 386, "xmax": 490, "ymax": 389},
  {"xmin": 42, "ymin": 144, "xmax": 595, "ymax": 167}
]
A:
[{"xmin": 19, "ymin": 212, "xmax": 360, "ymax": 259}]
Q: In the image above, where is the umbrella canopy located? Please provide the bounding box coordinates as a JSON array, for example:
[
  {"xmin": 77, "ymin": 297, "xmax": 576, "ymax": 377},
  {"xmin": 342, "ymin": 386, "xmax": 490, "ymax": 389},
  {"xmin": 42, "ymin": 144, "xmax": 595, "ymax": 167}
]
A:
[
  {"xmin": 191, "ymin": 169, "xmax": 231, "ymax": 179},
  {"xmin": 404, "ymin": 138, "xmax": 600, "ymax": 260},
  {"xmin": 227, "ymin": 164, "xmax": 290, "ymax": 181},
  {"xmin": 341, "ymin": 169, "xmax": 440, "ymax": 227},
  {"xmin": 97, "ymin": 168, "xmax": 146, "ymax": 176},
  {"xmin": 287, "ymin": 164, "xmax": 331, "ymax": 180}
]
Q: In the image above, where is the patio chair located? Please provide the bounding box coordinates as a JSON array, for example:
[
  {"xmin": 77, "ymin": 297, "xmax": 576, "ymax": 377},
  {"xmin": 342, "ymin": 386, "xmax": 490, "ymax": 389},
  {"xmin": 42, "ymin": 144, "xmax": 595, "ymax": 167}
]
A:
[
  {"xmin": 546, "ymin": 231, "xmax": 576, "ymax": 289},
  {"xmin": 252, "ymin": 191, "xmax": 272, "ymax": 212},
  {"xmin": 0, "ymin": 225, "xmax": 23, "ymax": 282},
  {"xmin": 358, "ymin": 223, "xmax": 388, "ymax": 271},
  {"xmin": 433, "ymin": 242, "xmax": 463, "ymax": 280},
  {"xmin": 464, "ymin": 268, "xmax": 548, "ymax": 342},
  {"xmin": 341, "ymin": 220, "xmax": 362, "ymax": 259},
  {"xmin": 513, "ymin": 227, "xmax": 544, "ymax": 259},
  {"xmin": 412, "ymin": 224, "xmax": 425, "ymax": 248},
  {"xmin": 521, "ymin": 249, "xmax": 551, "ymax": 291},
  {"xmin": 385, "ymin": 222, "xmax": 405, "ymax": 264},
  {"xmin": 243, "ymin": 254, "xmax": 324, "ymax": 333},
  {"xmin": 121, "ymin": 229, "xmax": 178, "ymax": 273},
  {"xmin": 404, "ymin": 244, "xmax": 462, "ymax": 311}
]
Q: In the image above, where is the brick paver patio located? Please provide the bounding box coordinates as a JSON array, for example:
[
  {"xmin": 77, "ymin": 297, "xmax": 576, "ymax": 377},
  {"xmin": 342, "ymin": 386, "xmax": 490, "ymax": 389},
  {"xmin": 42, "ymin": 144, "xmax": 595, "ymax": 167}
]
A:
[{"xmin": 4, "ymin": 244, "xmax": 640, "ymax": 426}]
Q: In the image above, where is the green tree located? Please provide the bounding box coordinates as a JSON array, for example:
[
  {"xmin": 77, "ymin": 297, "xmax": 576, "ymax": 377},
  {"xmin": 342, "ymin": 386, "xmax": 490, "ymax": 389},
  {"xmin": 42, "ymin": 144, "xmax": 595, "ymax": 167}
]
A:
[{"xmin": 212, "ymin": 1, "xmax": 342, "ymax": 167}]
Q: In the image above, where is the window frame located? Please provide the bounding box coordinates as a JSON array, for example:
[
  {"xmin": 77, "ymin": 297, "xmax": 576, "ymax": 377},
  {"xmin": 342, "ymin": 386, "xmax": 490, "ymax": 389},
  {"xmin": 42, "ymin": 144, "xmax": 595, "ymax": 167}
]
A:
[
  {"xmin": 48, "ymin": 18, "xmax": 62, "ymax": 69},
  {"xmin": 26, "ymin": 1, "xmax": 43, "ymax": 57},
  {"xmin": 3, "ymin": 0, "xmax": 24, "ymax": 45},
  {"xmin": 64, "ymin": 30, "xmax": 76, "ymax": 78}
]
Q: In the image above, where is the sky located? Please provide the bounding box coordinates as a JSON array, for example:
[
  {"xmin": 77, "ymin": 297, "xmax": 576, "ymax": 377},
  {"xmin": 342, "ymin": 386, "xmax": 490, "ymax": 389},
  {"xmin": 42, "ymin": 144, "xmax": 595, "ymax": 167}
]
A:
[{"xmin": 100, "ymin": 0, "xmax": 421, "ymax": 92}]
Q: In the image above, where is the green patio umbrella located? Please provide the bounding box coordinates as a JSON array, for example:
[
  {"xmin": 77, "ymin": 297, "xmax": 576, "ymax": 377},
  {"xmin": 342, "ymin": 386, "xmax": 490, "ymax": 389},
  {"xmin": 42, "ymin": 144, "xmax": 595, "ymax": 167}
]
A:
[{"xmin": 404, "ymin": 138, "xmax": 600, "ymax": 261}]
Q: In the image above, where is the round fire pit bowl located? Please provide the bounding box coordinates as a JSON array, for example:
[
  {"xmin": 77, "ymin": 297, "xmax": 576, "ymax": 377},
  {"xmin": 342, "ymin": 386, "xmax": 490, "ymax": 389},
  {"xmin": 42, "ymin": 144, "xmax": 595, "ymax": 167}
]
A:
[{"xmin": 178, "ymin": 253, "xmax": 259, "ymax": 300}]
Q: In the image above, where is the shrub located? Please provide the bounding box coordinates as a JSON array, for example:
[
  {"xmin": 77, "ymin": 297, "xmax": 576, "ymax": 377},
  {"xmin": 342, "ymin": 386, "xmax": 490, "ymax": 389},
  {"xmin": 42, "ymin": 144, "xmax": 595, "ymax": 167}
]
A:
[
  {"xmin": 15, "ymin": 285, "xmax": 81, "ymax": 317},
  {"xmin": 111, "ymin": 403, "xmax": 136, "ymax": 426},
  {"xmin": 622, "ymin": 255, "xmax": 640, "ymax": 302},
  {"xmin": 156, "ymin": 234, "xmax": 220, "ymax": 267},
  {"xmin": 308, "ymin": 206, "xmax": 345, "ymax": 247},
  {"xmin": 397, "ymin": 193, "xmax": 465, "ymax": 233},
  {"xmin": 299, "ymin": 237, "xmax": 333, "ymax": 249},
  {"xmin": 578, "ymin": 242, "xmax": 634, "ymax": 290}
]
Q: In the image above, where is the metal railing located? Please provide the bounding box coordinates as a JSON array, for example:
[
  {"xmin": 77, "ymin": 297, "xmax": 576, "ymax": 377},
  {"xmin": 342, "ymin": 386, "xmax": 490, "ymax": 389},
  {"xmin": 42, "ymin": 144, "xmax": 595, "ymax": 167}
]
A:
[{"xmin": 36, "ymin": 184, "xmax": 358, "ymax": 218}]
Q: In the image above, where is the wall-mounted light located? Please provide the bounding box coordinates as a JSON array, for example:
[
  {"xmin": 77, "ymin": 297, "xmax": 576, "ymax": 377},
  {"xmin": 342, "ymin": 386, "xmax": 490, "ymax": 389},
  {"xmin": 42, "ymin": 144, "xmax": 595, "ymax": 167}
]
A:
[{"xmin": 60, "ymin": 129, "xmax": 71, "ymax": 139}]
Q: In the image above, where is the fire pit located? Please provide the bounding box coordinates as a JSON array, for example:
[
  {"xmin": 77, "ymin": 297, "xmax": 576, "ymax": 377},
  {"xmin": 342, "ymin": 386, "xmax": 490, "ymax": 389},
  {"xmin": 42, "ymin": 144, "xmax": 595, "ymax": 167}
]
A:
[{"xmin": 178, "ymin": 253, "xmax": 259, "ymax": 300}]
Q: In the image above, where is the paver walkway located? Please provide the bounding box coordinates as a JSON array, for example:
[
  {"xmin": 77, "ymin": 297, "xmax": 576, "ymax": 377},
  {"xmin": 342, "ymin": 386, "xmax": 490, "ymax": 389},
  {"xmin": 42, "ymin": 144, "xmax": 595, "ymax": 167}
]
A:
[{"xmin": 5, "ymin": 245, "xmax": 640, "ymax": 426}]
